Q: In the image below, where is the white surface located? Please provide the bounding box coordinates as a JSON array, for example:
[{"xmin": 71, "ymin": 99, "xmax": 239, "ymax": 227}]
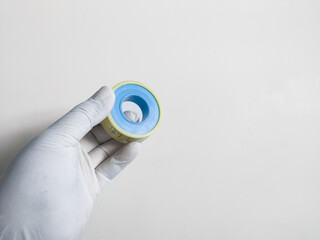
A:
[{"xmin": 0, "ymin": 0, "xmax": 320, "ymax": 239}]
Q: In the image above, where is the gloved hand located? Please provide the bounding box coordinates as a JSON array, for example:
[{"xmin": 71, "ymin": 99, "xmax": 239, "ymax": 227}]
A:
[{"xmin": 0, "ymin": 86, "xmax": 141, "ymax": 240}]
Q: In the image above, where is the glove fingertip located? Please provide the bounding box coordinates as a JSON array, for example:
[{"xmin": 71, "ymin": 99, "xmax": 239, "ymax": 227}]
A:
[{"xmin": 91, "ymin": 86, "xmax": 115, "ymax": 106}]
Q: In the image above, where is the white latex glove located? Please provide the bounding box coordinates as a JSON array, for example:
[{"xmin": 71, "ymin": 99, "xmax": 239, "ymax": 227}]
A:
[{"xmin": 0, "ymin": 86, "xmax": 141, "ymax": 240}]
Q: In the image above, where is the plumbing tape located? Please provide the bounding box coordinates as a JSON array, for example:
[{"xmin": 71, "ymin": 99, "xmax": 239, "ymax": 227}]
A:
[{"xmin": 101, "ymin": 81, "xmax": 162, "ymax": 143}]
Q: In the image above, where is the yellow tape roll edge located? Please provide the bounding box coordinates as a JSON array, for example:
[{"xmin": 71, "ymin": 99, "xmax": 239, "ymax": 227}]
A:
[{"xmin": 101, "ymin": 80, "xmax": 162, "ymax": 143}]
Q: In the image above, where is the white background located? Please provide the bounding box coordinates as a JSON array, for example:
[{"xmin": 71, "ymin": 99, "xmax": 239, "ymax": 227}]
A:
[{"xmin": 1, "ymin": 0, "xmax": 320, "ymax": 239}]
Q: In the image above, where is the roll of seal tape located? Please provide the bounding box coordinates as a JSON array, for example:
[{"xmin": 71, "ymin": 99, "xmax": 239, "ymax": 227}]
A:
[{"xmin": 101, "ymin": 81, "xmax": 162, "ymax": 143}]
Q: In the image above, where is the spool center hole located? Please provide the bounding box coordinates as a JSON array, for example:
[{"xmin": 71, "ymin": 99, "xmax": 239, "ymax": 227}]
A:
[
  {"xmin": 121, "ymin": 101, "xmax": 143, "ymax": 123},
  {"xmin": 121, "ymin": 95, "xmax": 149, "ymax": 123}
]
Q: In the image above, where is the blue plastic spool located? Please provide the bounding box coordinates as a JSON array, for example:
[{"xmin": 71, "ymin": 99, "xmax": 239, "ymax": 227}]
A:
[{"xmin": 101, "ymin": 81, "xmax": 162, "ymax": 143}]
